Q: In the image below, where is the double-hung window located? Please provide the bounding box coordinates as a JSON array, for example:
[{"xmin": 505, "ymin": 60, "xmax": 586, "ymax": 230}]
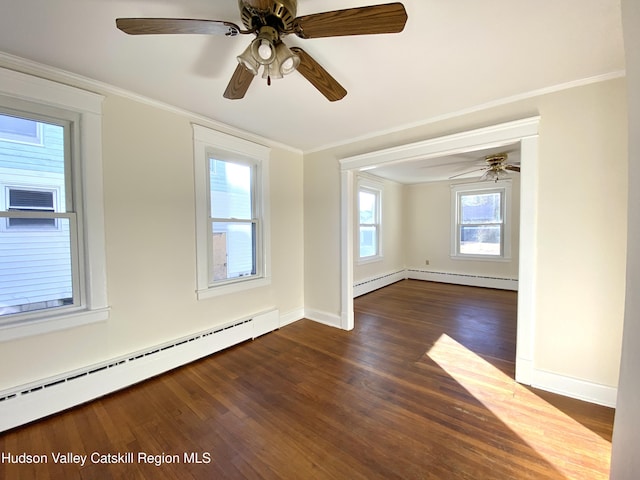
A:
[
  {"xmin": 357, "ymin": 177, "xmax": 382, "ymax": 262},
  {"xmin": 210, "ymin": 158, "xmax": 258, "ymax": 282},
  {"xmin": 451, "ymin": 181, "xmax": 512, "ymax": 260},
  {"xmin": 0, "ymin": 67, "xmax": 108, "ymax": 339},
  {"xmin": 193, "ymin": 125, "xmax": 270, "ymax": 298}
]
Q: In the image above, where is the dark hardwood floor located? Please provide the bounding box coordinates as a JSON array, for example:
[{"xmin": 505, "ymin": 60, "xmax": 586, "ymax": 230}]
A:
[{"xmin": 0, "ymin": 280, "xmax": 614, "ymax": 479}]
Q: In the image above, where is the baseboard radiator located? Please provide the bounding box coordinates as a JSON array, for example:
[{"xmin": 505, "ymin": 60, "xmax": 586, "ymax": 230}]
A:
[
  {"xmin": 406, "ymin": 269, "xmax": 518, "ymax": 291},
  {"xmin": 353, "ymin": 270, "xmax": 406, "ymax": 297},
  {"xmin": 354, "ymin": 269, "xmax": 518, "ymax": 296},
  {"xmin": 0, "ymin": 309, "xmax": 279, "ymax": 432}
]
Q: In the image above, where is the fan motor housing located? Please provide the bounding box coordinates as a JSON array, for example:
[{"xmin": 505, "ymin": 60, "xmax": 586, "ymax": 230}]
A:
[{"xmin": 239, "ymin": 0, "xmax": 297, "ymax": 32}]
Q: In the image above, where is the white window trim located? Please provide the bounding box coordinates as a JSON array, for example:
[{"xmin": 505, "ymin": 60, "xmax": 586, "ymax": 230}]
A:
[
  {"xmin": 450, "ymin": 180, "xmax": 512, "ymax": 261},
  {"xmin": 356, "ymin": 176, "xmax": 383, "ymax": 264},
  {"xmin": 0, "ymin": 68, "xmax": 109, "ymax": 342},
  {"xmin": 193, "ymin": 124, "xmax": 271, "ymax": 299}
]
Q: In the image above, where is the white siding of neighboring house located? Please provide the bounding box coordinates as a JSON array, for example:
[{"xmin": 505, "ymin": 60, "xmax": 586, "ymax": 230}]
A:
[{"xmin": 0, "ymin": 122, "xmax": 72, "ymax": 314}]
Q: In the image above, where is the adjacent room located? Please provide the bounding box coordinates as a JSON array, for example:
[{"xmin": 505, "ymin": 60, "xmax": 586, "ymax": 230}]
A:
[{"xmin": 0, "ymin": 1, "xmax": 638, "ymax": 478}]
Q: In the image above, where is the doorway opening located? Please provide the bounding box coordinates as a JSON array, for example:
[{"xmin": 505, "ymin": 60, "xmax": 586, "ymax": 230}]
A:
[{"xmin": 339, "ymin": 117, "xmax": 540, "ymax": 385}]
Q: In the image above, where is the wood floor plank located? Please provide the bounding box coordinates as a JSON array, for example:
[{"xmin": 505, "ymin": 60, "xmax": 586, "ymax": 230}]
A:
[{"xmin": 0, "ymin": 280, "xmax": 614, "ymax": 479}]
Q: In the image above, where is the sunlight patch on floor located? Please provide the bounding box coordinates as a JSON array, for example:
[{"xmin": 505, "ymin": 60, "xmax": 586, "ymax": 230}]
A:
[{"xmin": 426, "ymin": 333, "xmax": 611, "ymax": 479}]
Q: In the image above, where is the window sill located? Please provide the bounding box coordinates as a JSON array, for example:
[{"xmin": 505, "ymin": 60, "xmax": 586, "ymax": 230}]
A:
[
  {"xmin": 357, "ymin": 255, "xmax": 383, "ymax": 266},
  {"xmin": 450, "ymin": 254, "xmax": 512, "ymax": 263},
  {"xmin": 0, "ymin": 306, "xmax": 110, "ymax": 342},
  {"xmin": 197, "ymin": 276, "xmax": 271, "ymax": 300}
]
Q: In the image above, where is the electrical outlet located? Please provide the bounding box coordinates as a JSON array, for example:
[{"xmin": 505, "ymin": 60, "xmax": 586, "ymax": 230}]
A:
[{"xmin": 425, "ymin": 260, "xmax": 430, "ymax": 265}]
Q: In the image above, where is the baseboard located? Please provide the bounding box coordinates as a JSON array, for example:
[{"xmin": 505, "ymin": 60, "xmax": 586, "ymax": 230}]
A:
[
  {"xmin": 407, "ymin": 269, "xmax": 518, "ymax": 291},
  {"xmin": 530, "ymin": 368, "xmax": 617, "ymax": 408},
  {"xmin": 304, "ymin": 309, "xmax": 342, "ymax": 329},
  {"xmin": 279, "ymin": 308, "xmax": 304, "ymax": 328},
  {"xmin": 0, "ymin": 308, "xmax": 280, "ymax": 432},
  {"xmin": 353, "ymin": 270, "xmax": 407, "ymax": 297}
]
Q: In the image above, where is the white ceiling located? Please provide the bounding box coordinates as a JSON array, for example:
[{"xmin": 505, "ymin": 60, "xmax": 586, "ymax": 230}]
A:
[
  {"xmin": 369, "ymin": 143, "xmax": 521, "ymax": 184},
  {"xmin": 0, "ymin": 0, "xmax": 625, "ymax": 160}
]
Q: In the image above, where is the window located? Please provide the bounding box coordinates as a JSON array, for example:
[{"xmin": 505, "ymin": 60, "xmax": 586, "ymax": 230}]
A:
[
  {"xmin": 6, "ymin": 187, "xmax": 58, "ymax": 229},
  {"xmin": 358, "ymin": 178, "xmax": 382, "ymax": 262},
  {"xmin": 0, "ymin": 67, "xmax": 108, "ymax": 340},
  {"xmin": 0, "ymin": 114, "xmax": 42, "ymax": 145},
  {"xmin": 451, "ymin": 181, "xmax": 512, "ymax": 260},
  {"xmin": 193, "ymin": 125, "xmax": 270, "ymax": 299},
  {"xmin": 210, "ymin": 159, "xmax": 258, "ymax": 282}
]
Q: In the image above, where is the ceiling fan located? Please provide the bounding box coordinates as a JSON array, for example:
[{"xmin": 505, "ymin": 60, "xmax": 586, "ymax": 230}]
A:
[
  {"xmin": 450, "ymin": 152, "xmax": 521, "ymax": 182},
  {"xmin": 116, "ymin": 1, "xmax": 408, "ymax": 101}
]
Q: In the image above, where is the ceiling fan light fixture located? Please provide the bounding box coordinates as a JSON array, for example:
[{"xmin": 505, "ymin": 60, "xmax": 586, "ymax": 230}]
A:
[
  {"xmin": 250, "ymin": 26, "xmax": 279, "ymax": 65},
  {"xmin": 481, "ymin": 167, "xmax": 508, "ymax": 182},
  {"xmin": 275, "ymin": 42, "xmax": 300, "ymax": 75},
  {"xmin": 262, "ymin": 60, "xmax": 284, "ymax": 80},
  {"xmin": 236, "ymin": 44, "xmax": 260, "ymax": 75}
]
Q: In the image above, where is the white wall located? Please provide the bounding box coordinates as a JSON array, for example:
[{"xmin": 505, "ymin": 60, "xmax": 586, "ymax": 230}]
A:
[
  {"xmin": 404, "ymin": 177, "xmax": 520, "ymax": 280},
  {"xmin": 610, "ymin": 0, "xmax": 640, "ymax": 476},
  {"xmin": 353, "ymin": 174, "xmax": 405, "ymax": 283},
  {"xmin": 305, "ymin": 77, "xmax": 627, "ymax": 399},
  {"xmin": 0, "ymin": 90, "xmax": 305, "ymax": 390}
]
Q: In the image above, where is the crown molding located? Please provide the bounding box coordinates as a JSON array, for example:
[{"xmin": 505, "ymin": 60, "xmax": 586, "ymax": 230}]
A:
[{"xmin": 0, "ymin": 51, "xmax": 302, "ymax": 155}]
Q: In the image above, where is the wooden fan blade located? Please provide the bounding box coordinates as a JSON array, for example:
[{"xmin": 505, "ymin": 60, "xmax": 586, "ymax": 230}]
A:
[
  {"xmin": 116, "ymin": 18, "xmax": 241, "ymax": 36},
  {"xmin": 505, "ymin": 165, "xmax": 521, "ymax": 172},
  {"xmin": 290, "ymin": 47, "xmax": 347, "ymax": 102},
  {"xmin": 294, "ymin": 3, "xmax": 407, "ymax": 39},
  {"xmin": 449, "ymin": 167, "xmax": 487, "ymax": 180},
  {"xmin": 223, "ymin": 64, "xmax": 256, "ymax": 100}
]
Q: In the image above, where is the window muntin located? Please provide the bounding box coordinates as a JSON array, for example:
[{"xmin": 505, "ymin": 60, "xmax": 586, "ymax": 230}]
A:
[{"xmin": 451, "ymin": 181, "xmax": 511, "ymax": 260}]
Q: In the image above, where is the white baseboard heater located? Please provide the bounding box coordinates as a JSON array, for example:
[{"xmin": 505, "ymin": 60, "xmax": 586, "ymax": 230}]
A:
[
  {"xmin": 353, "ymin": 269, "xmax": 518, "ymax": 297},
  {"xmin": 353, "ymin": 270, "xmax": 406, "ymax": 297},
  {"xmin": 0, "ymin": 309, "xmax": 279, "ymax": 432},
  {"xmin": 407, "ymin": 269, "xmax": 518, "ymax": 291}
]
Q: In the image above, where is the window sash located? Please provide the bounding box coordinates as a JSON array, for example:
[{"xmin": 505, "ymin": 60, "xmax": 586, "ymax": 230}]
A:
[
  {"xmin": 0, "ymin": 109, "xmax": 82, "ymax": 321},
  {"xmin": 207, "ymin": 158, "xmax": 261, "ymax": 286},
  {"xmin": 453, "ymin": 185, "xmax": 508, "ymax": 259},
  {"xmin": 0, "ymin": 211, "xmax": 81, "ymax": 320},
  {"xmin": 358, "ymin": 185, "xmax": 381, "ymax": 259}
]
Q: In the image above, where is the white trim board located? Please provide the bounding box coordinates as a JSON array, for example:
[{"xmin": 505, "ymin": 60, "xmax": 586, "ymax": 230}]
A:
[
  {"xmin": 304, "ymin": 309, "xmax": 342, "ymax": 329},
  {"xmin": 530, "ymin": 369, "xmax": 617, "ymax": 408},
  {"xmin": 0, "ymin": 51, "xmax": 301, "ymax": 155}
]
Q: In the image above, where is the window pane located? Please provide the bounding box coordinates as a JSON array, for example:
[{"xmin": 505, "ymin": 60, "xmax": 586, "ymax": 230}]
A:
[
  {"xmin": 0, "ymin": 218, "xmax": 73, "ymax": 316},
  {"xmin": 212, "ymin": 222, "xmax": 256, "ymax": 281},
  {"xmin": 360, "ymin": 225, "xmax": 377, "ymax": 257},
  {"xmin": 210, "ymin": 159, "xmax": 252, "ymax": 220},
  {"xmin": 460, "ymin": 225, "xmax": 501, "ymax": 255},
  {"xmin": 359, "ymin": 190, "xmax": 376, "ymax": 224},
  {"xmin": 461, "ymin": 192, "xmax": 502, "ymax": 224},
  {"xmin": 1, "ymin": 113, "xmax": 70, "ymax": 317}
]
